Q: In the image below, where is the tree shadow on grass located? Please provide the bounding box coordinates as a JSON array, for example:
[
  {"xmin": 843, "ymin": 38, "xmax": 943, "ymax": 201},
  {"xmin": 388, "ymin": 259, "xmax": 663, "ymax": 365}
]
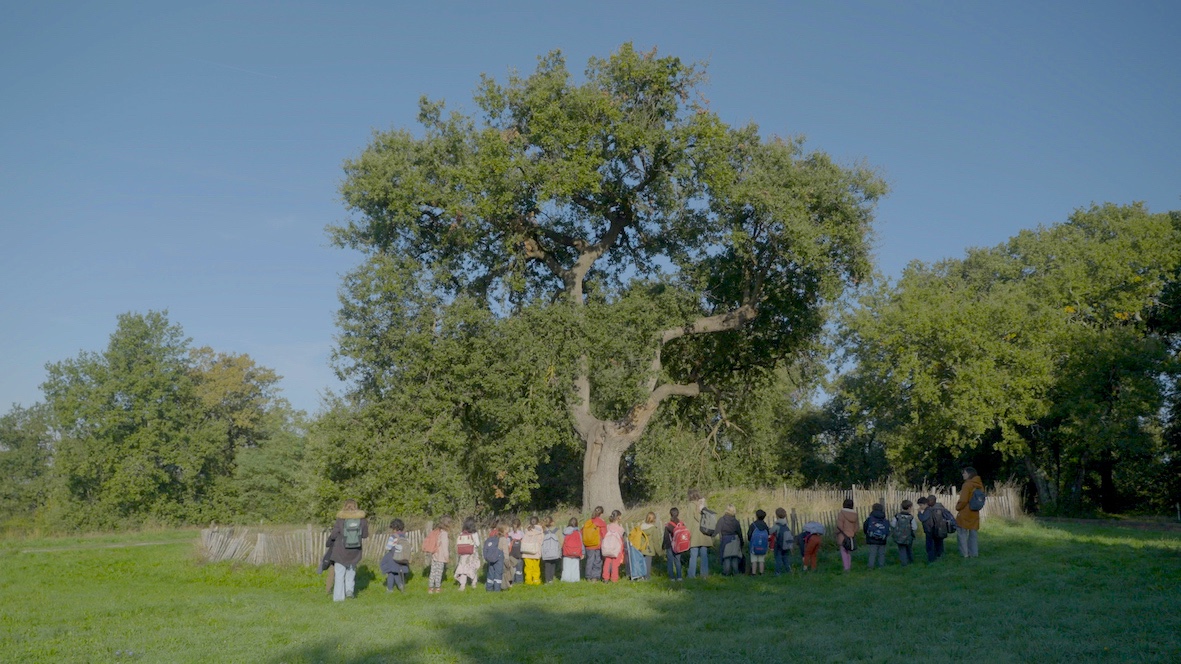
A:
[{"xmin": 271, "ymin": 527, "xmax": 1181, "ymax": 664}]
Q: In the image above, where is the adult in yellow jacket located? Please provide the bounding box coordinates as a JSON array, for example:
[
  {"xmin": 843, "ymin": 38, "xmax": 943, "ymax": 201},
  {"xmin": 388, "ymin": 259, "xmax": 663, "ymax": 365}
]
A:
[{"xmin": 956, "ymin": 467, "xmax": 985, "ymax": 558}]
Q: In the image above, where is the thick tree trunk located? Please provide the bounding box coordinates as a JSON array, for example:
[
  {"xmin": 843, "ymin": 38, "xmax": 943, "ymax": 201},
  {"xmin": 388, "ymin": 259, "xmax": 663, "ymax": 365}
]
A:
[
  {"xmin": 582, "ymin": 433, "xmax": 626, "ymax": 515},
  {"xmin": 1024, "ymin": 454, "xmax": 1057, "ymax": 512}
]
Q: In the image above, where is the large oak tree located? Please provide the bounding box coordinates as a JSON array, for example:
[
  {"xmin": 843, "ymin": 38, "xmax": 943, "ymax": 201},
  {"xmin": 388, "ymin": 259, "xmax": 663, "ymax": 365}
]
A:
[{"xmin": 332, "ymin": 44, "xmax": 884, "ymax": 511}]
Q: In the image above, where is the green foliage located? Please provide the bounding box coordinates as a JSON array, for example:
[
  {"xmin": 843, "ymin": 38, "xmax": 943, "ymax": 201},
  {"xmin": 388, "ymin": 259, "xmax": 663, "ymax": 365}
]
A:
[
  {"xmin": 39, "ymin": 311, "xmax": 300, "ymax": 529},
  {"xmin": 841, "ymin": 203, "xmax": 1181, "ymax": 511},
  {"xmin": 325, "ymin": 43, "xmax": 884, "ymax": 511},
  {"xmin": 0, "ymin": 403, "xmax": 52, "ymax": 529}
]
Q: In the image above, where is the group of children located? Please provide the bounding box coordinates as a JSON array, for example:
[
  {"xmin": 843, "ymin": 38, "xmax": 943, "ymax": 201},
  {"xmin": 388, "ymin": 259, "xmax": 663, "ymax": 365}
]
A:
[{"xmin": 375, "ymin": 494, "xmax": 967, "ymax": 594}]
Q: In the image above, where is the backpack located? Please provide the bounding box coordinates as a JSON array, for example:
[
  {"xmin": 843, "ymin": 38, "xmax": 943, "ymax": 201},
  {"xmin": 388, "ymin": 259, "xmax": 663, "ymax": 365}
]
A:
[
  {"xmin": 865, "ymin": 516, "xmax": 890, "ymax": 544},
  {"xmin": 482, "ymin": 535, "xmax": 502, "ymax": 564},
  {"xmin": 778, "ymin": 524, "xmax": 794, "ymax": 552},
  {"xmin": 541, "ymin": 529, "xmax": 562, "ymax": 560},
  {"xmin": 387, "ymin": 534, "xmax": 411, "ymax": 563},
  {"xmin": 601, "ymin": 529, "xmax": 623, "ymax": 558},
  {"xmin": 628, "ymin": 525, "xmax": 651, "ymax": 553},
  {"xmin": 929, "ymin": 508, "xmax": 949, "ymax": 539},
  {"xmin": 892, "ymin": 514, "xmax": 915, "ymax": 546},
  {"xmin": 670, "ymin": 521, "xmax": 692, "ymax": 554},
  {"xmin": 521, "ymin": 530, "xmax": 543, "ymax": 557},
  {"xmin": 509, "ymin": 535, "xmax": 522, "ymax": 559},
  {"xmin": 562, "ymin": 531, "xmax": 582, "ymax": 558},
  {"xmin": 456, "ymin": 532, "xmax": 476, "ymax": 556},
  {"xmin": 699, "ymin": 508, "xmax": 718, "ymax": 537},
  {"xmin": 582, "ymin": 520, "xmax": 601, "ymax": 548},
  {"xmin": 750, "ymin": 526, "xmax": 769, "ymax": 556},
  {"xmin": 343, "ymin": 518, "xmax": 363, "ymax": 549},
  {"xmin": 969, "ymin": 488, "xmax": 987, "ymax": 511},
  {"xmin": 944, "ymin": 508, "xmax": 958, "ymax": 534},
  {"xmin": 422, "ymin": 528, "xmax": 440, "ymax": 554}
]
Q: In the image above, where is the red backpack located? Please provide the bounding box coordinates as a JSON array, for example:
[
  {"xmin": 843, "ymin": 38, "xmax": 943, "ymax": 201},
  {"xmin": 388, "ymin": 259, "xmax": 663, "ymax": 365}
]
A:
[
  {"xmin": 562, "ymin": 530, "xmax": 583, "ymax": 557},
  {"xmin": 670, "ymin": 521, "xmax": 691, "ymax": 554}
]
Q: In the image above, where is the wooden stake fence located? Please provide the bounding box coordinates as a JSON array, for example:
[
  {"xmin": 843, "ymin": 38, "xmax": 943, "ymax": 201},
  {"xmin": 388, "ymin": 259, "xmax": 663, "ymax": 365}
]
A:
[{"xmin": 199, "ymin": 485, "xmax": 1021, "ymax": 567}]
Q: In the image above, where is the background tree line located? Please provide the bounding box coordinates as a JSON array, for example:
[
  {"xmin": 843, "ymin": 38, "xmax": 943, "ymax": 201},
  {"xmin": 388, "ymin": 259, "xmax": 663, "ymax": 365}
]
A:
[{"xmin": 2, "ymin": 46, "xmax": 1178, "ymax": 531}]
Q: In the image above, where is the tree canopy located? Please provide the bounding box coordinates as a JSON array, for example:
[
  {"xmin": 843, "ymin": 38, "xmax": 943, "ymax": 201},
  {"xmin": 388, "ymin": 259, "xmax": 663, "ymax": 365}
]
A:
[
  {"xmin": 328, "ymin": 43, "xmax": 885, "ymax": 512},
  {"xmin": 840, "ymin": 203, "xmax": 1181, "ymax": 512}
]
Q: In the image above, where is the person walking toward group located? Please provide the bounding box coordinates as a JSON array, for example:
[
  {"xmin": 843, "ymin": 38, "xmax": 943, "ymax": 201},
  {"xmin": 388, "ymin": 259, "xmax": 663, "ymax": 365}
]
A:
[
  {"xmin": 956, "ymin": 467, "xmax": 985, "ymax": 558},
  {"xmin": 836, "ymin": 498, "xmax": 858, "ymax": 572},
  {"xmin": 687, "ymin": 490, "xmax": 714, "ymax": 579},
  {"xmin": 717, "ymin": 505, "xmax": 744, "ymax": 576},
  {"xmin": 453, "ymin": 517, "xmax": 481, "ymax": 591},
  {"xmin": 326, "ymin": 499, "xmax": 369, "ymax": 602},
  {"xmin": 561, "ymin": 517, "xmax": 584, "ymax": 582},
  {"xmin": 891, "ymin": 500, "xmax": 919, "ymax": 567},
  {"xmin": 541, "ymin": 516, "xmax": 563, "ymax": 583},
  {"xmin": 863, "ymin": 502, "xmax": 890, "ymax": 569},
  {"xmin": 582, "ymin": 507, "xmax": 607, "ymax": 582}
]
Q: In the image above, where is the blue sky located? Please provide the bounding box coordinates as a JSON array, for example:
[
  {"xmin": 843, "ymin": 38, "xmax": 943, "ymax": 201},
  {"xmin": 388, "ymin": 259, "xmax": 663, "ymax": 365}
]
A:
[{"xmin": 2, "ymin": 1, "xmax": 1178, "ymax": 415}]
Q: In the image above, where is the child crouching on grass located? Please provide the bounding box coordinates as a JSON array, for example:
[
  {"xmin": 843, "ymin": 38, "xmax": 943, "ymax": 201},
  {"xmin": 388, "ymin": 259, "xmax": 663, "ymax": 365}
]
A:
[{"xmin": 453, "ymin": 517, "xmax": 481, "ymax": 591}]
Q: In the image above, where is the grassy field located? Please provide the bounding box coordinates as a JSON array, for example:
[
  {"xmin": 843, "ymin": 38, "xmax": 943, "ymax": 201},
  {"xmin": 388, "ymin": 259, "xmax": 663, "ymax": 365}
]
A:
[{"xmin": 1, "ymin": 519, "xmax": 1178, "ymax": 663}]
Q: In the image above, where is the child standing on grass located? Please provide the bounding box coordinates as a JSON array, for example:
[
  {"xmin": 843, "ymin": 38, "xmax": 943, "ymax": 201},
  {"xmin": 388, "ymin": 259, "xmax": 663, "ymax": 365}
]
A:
[
  {"xmin": 505, "ymin": 518, "xmax": 524, "ymax": 588},
  {"xmin": 772, "ymin": 507, "xmax": 792, "ymax": 575},
  {"xmin": 664, "ymin": 508, "xmax": 687, "ymax": 581},
  {"xmin": 918, "ymin": 495, "xmax": 953, "ymax": 563},
  {"xmin": 747, "ymin": 509, "xmax": 771, "ymax": 576},
  {"xmin": 863, "ymin": 502, "xmax": 890, "ymax": 569},
  {"xmin": 638, "ymin": 511, "xmax": 659, "ymax": 580},
  {"xmin": 717, "ymin": 505, "xmax": 744, "ymax": 576},
  {"xmin": 484, "ymin": 520, "xmax": 505, "ymax": 592},
  {"xmin": 836, "ymin": 498, "xmax": 858, "ymax": 572},
  {"xmin": 891, "ymin": 500, "xmax": 918, "ymax": 566},
  {"xmin": 427, "ymin": 516, "xmax": 451, "ymax": 594},
  {"xmin": 453, "ymin": 517, "xmax": 481, "ymax": 591},
  {"xmin": 380, "ymin": 519, "xmax": 410, "ymax": 592},
  {"xmin": 561, "ymin": 517, "xmax": 584, "ymax": 582},
  {"xmin": 522, "ymin": 516, "xmax": 544, "ymax": 585},
  {"xmin": 541, "ymin": 516, "xmax": 563, "ymax": 583},
  {"xmin": 601, "ymin": 510, "xmax": 625, "ymax": 583},
  {"xmin": 582, "ymin": 506, "xmax": 607, "ymax": 582}
]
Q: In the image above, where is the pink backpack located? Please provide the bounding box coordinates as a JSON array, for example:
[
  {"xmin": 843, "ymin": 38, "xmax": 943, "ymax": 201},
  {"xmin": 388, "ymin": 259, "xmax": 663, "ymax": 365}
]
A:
[{"xmin": 601, "ymin": 529, "xmax": 623, "ymax": 558}]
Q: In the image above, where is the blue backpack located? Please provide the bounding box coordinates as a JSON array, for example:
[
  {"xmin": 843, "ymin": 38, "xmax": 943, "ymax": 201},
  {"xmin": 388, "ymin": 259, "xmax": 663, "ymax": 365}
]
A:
[
  {"xmin": 969, "ymin": 488, "xmax": 986, "ymax": 511},
  {"xmin": 865, "ymin": 516, "xmax": 890, "ymax": 544},
  {"xmin": 750, "ymin": 526, "xmax": 769, "ymax": 555},
  {"xmin": 483, "ymin": 535, "xmax": 502, "ymax": 564}
]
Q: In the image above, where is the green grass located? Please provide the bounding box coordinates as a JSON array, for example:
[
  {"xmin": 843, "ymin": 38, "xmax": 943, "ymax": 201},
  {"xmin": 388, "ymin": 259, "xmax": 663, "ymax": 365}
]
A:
[{"xmin": 1, "ymin": 520, "xmax": 1178, "ymax": 663}]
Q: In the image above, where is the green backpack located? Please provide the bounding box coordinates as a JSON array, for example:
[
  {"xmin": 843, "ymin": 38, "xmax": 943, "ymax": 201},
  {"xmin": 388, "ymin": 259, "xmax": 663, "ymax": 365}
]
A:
[
  {"xmin": 892, "ymin": 513, "xmax": 915, "ymax": 545},
  {"xmin": 343, "ymin": 518, "xmax": 363, "ymax": 549}
]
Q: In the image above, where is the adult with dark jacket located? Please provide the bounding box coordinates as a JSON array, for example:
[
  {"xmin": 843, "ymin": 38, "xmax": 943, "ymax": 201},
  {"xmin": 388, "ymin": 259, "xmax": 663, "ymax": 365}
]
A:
[
  {"xmin": 956, "ymin": 467, "xmax": 985, "ymax": 558},
  {"xmin": 716, "ymin": 504, "xmax": 744, "ymax": 576},
  {"xmin": 325, "ymin": 499, "xmax": 369, "ymax": 602}
]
